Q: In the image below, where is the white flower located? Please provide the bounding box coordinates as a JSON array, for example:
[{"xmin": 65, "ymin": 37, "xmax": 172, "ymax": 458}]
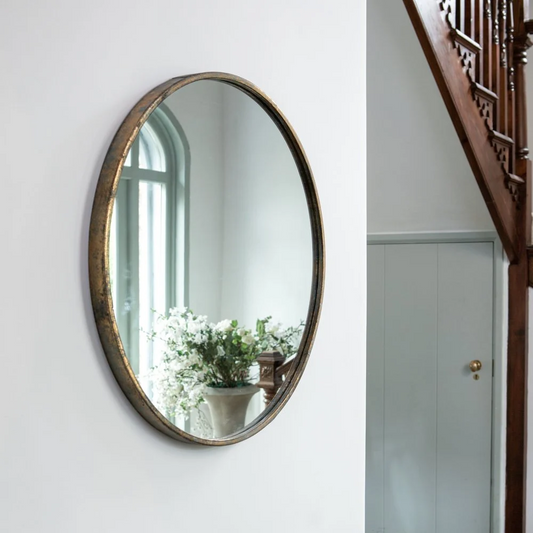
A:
[
  {"xmin": 241, "ymin": 334, "xmax": 255, "ymax": 345},
  {"xmin": 187, "ymin": 321, "xmax": 203, "ymax": 335},
  {"xmin": 237, "ymin": 328, "xmax": 248, "ymax": 337},
  {"xmin": 193, "ymin": 333, "xmax": 207, "ymax": 344},
  {"xmin": 217, "ymin": 345, "xmax": 225, "ymax": 356},
  {"xmin": 276, "ymin": 329, "xmax": 288, "ymax": 340},
  {"xmin": 215, "ymin": 319, "xmax": 233, "ymax": 332},
  {"xmin": 267, "ymin": 322, "xmax": 281, "ymax": 335}
]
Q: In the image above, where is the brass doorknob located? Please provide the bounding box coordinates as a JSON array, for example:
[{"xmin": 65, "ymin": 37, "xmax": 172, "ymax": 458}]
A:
[{"xmin": 469, "ymin": 360, "xmax": 482, "ymax": 373}]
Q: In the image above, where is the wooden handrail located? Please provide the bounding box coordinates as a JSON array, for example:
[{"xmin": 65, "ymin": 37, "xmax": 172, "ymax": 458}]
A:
[
  {"xmin": 256, "ymin": 351, "xmax": 296, "ymax": 406},
  {"xmin": 276, "ymin": 357, "xmax": 295, "ymax": 378}
]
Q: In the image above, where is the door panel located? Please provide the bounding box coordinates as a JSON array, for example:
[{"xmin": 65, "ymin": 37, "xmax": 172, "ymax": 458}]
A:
[
  {"xmin": 436, "ymin": 243, "xmax": 493, "ymax": 532},
  {"xmin": 384, "ymin": 244, "xmax": 438, "ymax": 532},
  {"xmin": 366, "ymin": 241, "xmax": 494, "ymax": 533}
]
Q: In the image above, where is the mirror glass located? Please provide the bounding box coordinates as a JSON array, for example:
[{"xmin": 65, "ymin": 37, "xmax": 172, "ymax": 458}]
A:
[{"xmin": 108, "ymin": 80, "xmax": 313, "ymax": 440}]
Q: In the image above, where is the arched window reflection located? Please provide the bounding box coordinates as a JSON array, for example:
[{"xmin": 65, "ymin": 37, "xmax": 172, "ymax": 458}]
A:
[{"xmin": 110, "ymin": 106, "xmax": 189, "ymax": 380}]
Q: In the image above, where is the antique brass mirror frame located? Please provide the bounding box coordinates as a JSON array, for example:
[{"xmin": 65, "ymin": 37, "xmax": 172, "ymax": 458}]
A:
[{"xmin": 88, "ymin": 72, "xmax": 325, "ymax": 446}]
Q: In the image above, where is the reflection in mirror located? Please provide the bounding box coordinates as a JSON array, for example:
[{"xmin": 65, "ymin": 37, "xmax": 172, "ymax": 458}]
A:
[{"xmin": 109, "ymin": 80, "xmax": 312, "ymax": 439}]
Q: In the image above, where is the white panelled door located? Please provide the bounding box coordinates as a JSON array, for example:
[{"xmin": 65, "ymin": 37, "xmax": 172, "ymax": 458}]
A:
[{"xmin": 366, "ymin": 242, "xmax": 494, "ymax": 533}]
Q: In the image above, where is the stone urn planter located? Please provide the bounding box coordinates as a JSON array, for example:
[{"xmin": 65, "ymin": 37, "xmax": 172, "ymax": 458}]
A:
[{"xmin": 204, "ymin": 385, "xmax": 260, "ymax": 438}]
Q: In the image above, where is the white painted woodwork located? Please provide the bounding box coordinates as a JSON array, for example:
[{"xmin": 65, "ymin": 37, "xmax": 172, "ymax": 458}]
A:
[{"xmin": 366, "ymin": 242, "xmax": 494, "ymax": 533}]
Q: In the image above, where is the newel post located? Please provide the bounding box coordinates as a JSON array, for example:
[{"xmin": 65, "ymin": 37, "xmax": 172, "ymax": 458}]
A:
[
  {"xmin": 514, "ymin": 21, "xmax": 532, "ymax": 162},
  {"xmin": 514, "ymin": 4, "xmax": 532, "ymax": 246},
  {"xmin": 514, "ymin": 9, "xmax": 533, "ymax": 248},
  {"xmin": 257, "ymin": 351, "xmax": 285, "ymax": 406},
  {"xmin": 504, "ymin": 9, "xmax": 531, "ymax": 533}
]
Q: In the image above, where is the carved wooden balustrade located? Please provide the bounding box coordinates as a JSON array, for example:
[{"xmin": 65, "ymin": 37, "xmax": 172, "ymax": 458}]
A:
[
  {"xmin": 439, "ymin": 0, "xmax": 531, "ymax": 254},
  {"xmin": 403, "ymin": 1, "xmax": 532, "ymax": 531},
  {"xmin": 408, "ymin": 0, "xmax": 533, "ymax": 261},
  {"xmin": 256, "ymin": 351, "xmax": 295, "ymax": 405}
]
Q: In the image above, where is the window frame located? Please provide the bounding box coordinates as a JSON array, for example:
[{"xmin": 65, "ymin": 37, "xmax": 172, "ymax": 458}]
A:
[{"xmin": 111, "ymin": 104, "xmax": 190, "ymax": 376}]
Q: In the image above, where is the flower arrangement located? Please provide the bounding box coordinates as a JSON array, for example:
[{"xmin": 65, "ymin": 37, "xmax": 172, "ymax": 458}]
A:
[{"xmin": 147, "ymin": 307, "xmax": 304, "ymax": 420}]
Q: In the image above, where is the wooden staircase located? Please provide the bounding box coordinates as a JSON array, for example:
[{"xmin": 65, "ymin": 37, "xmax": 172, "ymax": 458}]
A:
[
  {"xmin": 402, "ymin": 1, "xmax": 531, "ymax": 531},
  {"xmin": 405, "ymin": 0, "xmax": 532, "ymax": 260}
]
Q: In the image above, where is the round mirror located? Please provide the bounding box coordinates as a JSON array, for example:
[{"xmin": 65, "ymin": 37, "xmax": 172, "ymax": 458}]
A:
[{"xmin": 89, "ymin": 73, "xmax": 324, "ymax": 445}]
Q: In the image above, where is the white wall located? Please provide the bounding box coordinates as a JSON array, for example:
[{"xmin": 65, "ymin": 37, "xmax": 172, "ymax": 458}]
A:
[
  {"xmin": 367, "ymin": 0, "xmax": 493, "ymax": 234},
  {"xmin": 165, "ymin": 81, "xmax": 226, "ymax": 320},
  {"xmin": 220, "ymin": 83, "xmax": 312, "ymax": 328},
  {"xmin": 166, "ymin": 80, "xmax": 312, "ymax": 330},
  {"xmin": 0, "ymin": 2, "xmax": 366, "ymax": 533}
]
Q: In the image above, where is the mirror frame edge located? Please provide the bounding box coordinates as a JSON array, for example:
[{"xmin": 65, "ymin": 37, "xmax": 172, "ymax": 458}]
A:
[{"xmin": 88, "ymin": 72, "xmax": 325, "ymax": 446}]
